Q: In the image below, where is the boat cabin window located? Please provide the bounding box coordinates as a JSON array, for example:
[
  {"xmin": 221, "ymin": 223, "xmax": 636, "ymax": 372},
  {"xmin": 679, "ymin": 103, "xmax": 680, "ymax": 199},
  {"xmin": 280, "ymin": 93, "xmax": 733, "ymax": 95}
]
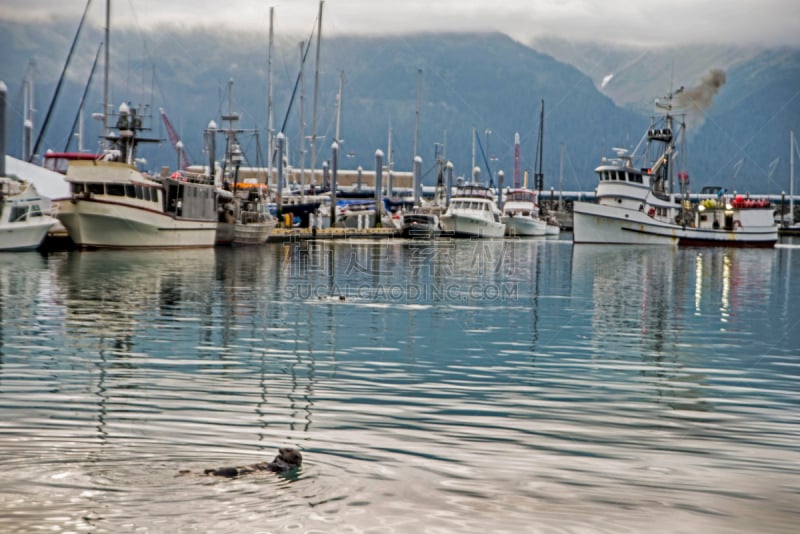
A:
[
  {"xmin": 125, "ymin": 184, "xmax": 136, "ymax": 198},
  {"xmin": 106, "ymin": 183, "xmax": 125, "ymax": 196},
  {"xmin": 87, "ymin": 183, "xmax": 105, "ymax": 195},
  {"xmin": 71, "ymin": 182, "xmax": 85, "ymax": 194},
  {"xmin": 29, "ymin": 205, "xmax": 44, "ymax": 217},
  {"xmin": 10, "ymin": 206, "xmax": 28, "ymax": 222}
]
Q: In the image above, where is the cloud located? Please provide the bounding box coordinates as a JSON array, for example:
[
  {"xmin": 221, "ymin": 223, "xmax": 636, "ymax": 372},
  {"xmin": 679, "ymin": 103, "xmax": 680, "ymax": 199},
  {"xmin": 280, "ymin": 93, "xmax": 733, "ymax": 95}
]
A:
[{"xmin": 1, "ymin": 0, "xmax": 799, "ymax": 47}]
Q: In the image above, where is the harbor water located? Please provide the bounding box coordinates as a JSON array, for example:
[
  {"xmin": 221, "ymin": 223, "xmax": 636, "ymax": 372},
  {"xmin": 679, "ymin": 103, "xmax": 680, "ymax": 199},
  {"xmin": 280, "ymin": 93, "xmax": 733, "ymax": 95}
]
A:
[{"xmin": 0, "ymin": 237, "xmax": 798, "ymax": 533}]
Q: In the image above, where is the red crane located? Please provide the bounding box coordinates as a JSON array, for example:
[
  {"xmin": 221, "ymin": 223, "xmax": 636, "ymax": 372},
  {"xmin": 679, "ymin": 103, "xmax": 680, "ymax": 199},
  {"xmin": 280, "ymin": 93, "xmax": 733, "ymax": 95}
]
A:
[{"xmin": 159, "ymin": 107, "xmax": 190, "ymax": 170}]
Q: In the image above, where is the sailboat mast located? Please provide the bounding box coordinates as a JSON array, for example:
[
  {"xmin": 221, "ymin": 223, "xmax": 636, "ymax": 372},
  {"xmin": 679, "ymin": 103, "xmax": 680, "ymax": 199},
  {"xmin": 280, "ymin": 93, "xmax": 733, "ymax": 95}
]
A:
[
  {"xmin": 513, "ymin": 132, "xmax": 520, "ymax": 188},
  {"xmin": 22, "ymin": 63, "xmax": 34, "ymax": 161},
  {"xmin": 387, "ymin": 121, "xmax": 393, "ymax": 174},
  {"xmin": 309, "ymin": 0, "xmax": 323, "ymax": 190},
  {"xmin": 534, "ymin": 99, "xmax": 544, "ymax": 193},
  {"xmin": 791, "ymin": 129, "xmax": 795, "ymax": 222},
  {"xmin": 31, "ymin": 0, "xmax": 92, "ymax": 160},
  {"xmin": 65, "ymin": 42, "xmax": 102, "ymax": 153},
  {"xmin": 299, "ymin": 41, "xmax": 306, "ymax": 197},
  {"xmin": 471, "ymin": 127, "xmax": 476, "ymax": 175},
  {"xmin": 413, "ymin": 68, "xmax": 422, "ymax": 160},
  {"xmin": 103, "ymin": 0, "xmax": 110, "ymax": 140},
  {"xmin": 335, "ymin": 71, "xmax": 344, "ymax": 144},
  {"xmin": 558, "ymin": 142, "xmax": 564, "ymax": 211},
  {"xmin": 267, "ymin": 6, "xmax": 274, "ymax": 187}
]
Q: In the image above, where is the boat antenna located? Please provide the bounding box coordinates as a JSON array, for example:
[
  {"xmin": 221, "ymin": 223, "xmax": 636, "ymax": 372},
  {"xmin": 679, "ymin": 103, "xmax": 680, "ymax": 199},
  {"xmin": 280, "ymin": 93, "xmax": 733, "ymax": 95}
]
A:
[{"xmin": 30, "ymin": 0, "xmax": 93, "ymax": 161}]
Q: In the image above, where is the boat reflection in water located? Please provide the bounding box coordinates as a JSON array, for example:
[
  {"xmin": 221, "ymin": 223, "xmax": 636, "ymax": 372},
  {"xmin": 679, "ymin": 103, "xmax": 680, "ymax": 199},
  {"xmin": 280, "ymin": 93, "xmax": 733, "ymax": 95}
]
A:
[
  {"xmin": 0, "ymin": 241, "xmax": 798, "ymax": 533},
  {"xmin": 570, "ymin": 244, "xmax": 782, "ymax": 409}
]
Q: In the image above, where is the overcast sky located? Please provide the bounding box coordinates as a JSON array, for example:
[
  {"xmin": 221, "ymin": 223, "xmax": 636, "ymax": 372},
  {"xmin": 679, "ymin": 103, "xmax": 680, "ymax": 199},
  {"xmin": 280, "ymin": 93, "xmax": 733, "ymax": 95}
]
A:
[{"xmin": 2, "ymin": 0, "xmax": 800, "ymax": 48}]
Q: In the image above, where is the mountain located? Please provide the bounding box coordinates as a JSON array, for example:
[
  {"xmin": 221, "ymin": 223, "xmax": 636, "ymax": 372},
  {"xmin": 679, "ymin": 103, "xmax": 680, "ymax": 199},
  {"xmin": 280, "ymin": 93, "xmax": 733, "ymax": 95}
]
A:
[
  {"xmin": 690, "ymin": 48, "xmax": 800, "ymax": 195},
  {"xmin": 1, "ymin": 16, "xmax": 798, "ymax": 194},
  {"xmin": 530, "ymin": 38, "xmax": 762, "ymax": 112},
  {"xmin": 529, "ymin": 38, "xmax": 800, "ymax": 193}
]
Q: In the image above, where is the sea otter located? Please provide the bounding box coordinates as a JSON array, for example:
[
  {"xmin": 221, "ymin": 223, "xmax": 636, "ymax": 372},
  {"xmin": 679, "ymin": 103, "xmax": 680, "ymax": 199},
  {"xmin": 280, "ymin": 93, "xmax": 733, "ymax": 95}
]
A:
[{"xmin": 200, "ymin": 447, "xmax": 303, "ymax": 477}]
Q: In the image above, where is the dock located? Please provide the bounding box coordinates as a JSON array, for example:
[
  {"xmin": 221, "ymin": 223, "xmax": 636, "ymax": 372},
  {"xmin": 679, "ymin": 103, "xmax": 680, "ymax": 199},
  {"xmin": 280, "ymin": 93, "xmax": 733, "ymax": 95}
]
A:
[{"xmin": 268, "ymin": 227, "xmax": 400, "ymax": 242}]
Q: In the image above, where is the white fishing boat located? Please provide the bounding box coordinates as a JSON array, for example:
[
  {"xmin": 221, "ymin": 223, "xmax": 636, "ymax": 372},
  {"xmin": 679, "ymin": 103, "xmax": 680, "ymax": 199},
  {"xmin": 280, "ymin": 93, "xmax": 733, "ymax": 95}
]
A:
[
  {"xmin": 501, "ymin": 188, "xmax": 547, "ymax": 236},
  {"xmin": 401, "ymin": 208, "xmax": 442, "ymax": 239},
  {"xmin": 0, "ymin": 177, "xmax": 59, "ymax": 251},
  {"xmin": 544, "ymin": 215, "xmax": 561, "ymax": 237},
  {"xmin": 573, "ymin": 88, "xmax": 778, "ymax": 248},
  {"xmin": 0, "ymin": 81, "xmax": 58, "ymax": 251},
  {"xmin": 216, "ymin": 181, "xmax": 276, "ymax": 245},
  {"xmin": 440, "ymin": 184, "xmax": 505, "ymax": 238},
  {"xmin": 56, "ymin": 103, "xmax": 218, "ymax": 249},
  {"xmin": 210, "ymin": 81, "xmax": 277, "ymax": 246},
  {"xmin": 401, "ymin": 160, "xmax": 446, "ymax": 239}
]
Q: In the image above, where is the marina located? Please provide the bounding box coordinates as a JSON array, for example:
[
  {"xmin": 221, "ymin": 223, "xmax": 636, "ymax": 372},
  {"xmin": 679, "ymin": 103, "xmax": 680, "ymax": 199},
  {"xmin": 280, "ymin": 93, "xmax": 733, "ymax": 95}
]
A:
[{"xmin": 1, "ymin": 1, "xmax": 799, "ymax": 532}]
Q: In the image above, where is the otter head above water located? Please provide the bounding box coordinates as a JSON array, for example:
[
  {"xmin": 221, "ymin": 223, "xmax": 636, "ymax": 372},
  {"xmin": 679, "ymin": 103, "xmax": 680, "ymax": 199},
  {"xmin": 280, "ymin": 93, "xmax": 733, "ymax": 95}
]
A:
[{"xmin": 200, "ymin": 447, "xmax": 303, "ymax": 478}]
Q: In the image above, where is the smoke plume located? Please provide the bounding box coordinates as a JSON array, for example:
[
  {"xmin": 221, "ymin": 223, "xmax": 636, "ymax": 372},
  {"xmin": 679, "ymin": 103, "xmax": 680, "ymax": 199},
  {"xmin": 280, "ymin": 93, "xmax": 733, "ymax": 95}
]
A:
[{"xmin": 677, "ymin": 68, "xmax": 727, "ymax": 112}]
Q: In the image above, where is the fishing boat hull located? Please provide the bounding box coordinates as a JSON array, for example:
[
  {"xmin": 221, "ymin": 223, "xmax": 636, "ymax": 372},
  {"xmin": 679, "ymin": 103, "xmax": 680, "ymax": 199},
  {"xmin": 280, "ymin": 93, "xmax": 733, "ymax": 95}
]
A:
[
  {"xmin": 0, "ymin": 218, "xmax": 57, "ymax": 251},
  {"xmin": 440, "ymin": 185, "xmax": 506, "ymax": 238},
  {"xmin": 401, "ymin": 213, "xmax": 440, "ymax": 239},
  {"xmin": 544, "ymin": 219, "xmax": 561, "ymax": 237},
  {"xmin": 235, "ymin": 218, "xmax": 276, "ymax": 244},
  {"xmin": 216, "ymin": 219, "xmax": 277, "ymax": 246},
  {"xmin": 573, "ymin": 201, "xmax": 777, "ymax": 247},
  {"xmin": 501, "ymin": 215, "xmax": 546, "ymax": 236},
  {"xmin": 57, "ymin": 200, "xmax": 217, "ymax": 248},
  {"xmin": 439, "ymin": 213, "xmax": 506, "ymax": 238},
  {"xmin": 0, "ymin": 180, "xmax": 59, "ymax": 251}
]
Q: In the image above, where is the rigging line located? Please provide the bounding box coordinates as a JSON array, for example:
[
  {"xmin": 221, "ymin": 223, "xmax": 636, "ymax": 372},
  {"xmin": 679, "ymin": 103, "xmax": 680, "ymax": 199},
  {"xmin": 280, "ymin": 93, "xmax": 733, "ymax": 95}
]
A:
[
  {"xmin": 64, "ymin": 42, "xmax": 103, "ymax": 153},
  {"xmin": 270, "ymin": 20, "xmax": 318, "ymax": 169},
  {"xmin": 30, "ymin": 0, "xmax": 93, "ymax": 161},
  {"xmin": 563, "ymin": 145, "xmax": 586, "ymax": 191},
  {"xmin": 279, "ymin": 19, "xmax": 318, "ymax": 134},
  {"xmin": 474, "ymin": 129, "xmax": 494, "ymax": 183},
  {"xmin": 700, "ymin": 85, "xmax": 800, "ymax": 185}
]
